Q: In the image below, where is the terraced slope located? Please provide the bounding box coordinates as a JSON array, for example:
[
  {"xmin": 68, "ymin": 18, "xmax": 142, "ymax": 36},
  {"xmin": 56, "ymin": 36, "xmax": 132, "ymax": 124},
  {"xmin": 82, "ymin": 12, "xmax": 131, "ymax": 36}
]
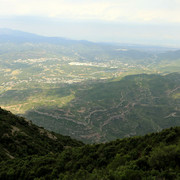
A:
[{"xmin": 23, "ymin": 73, "xmax": 180, "ymax": 143}]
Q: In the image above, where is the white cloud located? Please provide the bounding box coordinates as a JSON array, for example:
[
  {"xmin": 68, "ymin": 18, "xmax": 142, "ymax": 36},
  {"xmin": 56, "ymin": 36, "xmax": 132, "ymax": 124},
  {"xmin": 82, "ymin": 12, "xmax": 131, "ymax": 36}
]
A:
[{"xmin": 0, "ymin": 0, "xmax": 180, "ymax": 23}]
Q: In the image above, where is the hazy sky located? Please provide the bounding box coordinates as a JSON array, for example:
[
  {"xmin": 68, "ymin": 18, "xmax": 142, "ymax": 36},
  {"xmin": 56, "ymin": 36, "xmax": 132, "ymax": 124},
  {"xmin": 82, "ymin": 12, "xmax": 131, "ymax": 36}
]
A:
[{"xmin": 0, "ymin": 0, "xmax": 180, "ymax": 47}]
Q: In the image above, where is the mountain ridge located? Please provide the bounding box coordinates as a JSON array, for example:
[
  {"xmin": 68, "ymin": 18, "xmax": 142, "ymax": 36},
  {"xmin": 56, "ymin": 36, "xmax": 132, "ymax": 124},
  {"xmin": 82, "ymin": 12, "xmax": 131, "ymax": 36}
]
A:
[
  {"xmin": 0, "ymin": 28, "xmax": 177, "ymax": 51},
  {"xmin": 0, "ymin": 28, "xmax": 93, "ymax": 45}
]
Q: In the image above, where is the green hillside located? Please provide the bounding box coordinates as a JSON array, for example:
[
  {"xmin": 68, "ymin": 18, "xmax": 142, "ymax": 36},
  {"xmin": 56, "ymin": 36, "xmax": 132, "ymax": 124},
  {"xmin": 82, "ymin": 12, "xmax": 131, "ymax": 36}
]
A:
[
  {"xmin": 0, "ymin": 108, "xmax": 179, "ymax": 179},
  {"xmin": 1, "ymin": 73, "xmax": 179, "ymax": 143},
  {"xmin": 21, "ymin": 73, "xmax": 180, "ymax": 143},
  {"xmin": 0, "ymin": 107, "xmax": 83, "ymax": 161}
]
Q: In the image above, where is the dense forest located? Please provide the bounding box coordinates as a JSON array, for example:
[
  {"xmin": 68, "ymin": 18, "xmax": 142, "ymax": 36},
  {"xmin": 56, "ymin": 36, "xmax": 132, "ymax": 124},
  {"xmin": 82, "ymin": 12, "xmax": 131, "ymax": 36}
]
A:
[
  {"xmin": 0, "ymin": 107, "xmax": 179, "ymax": 179},
  {"xmin": 0, "ymin": 107, "xmax": 83, "ymax": 161}
]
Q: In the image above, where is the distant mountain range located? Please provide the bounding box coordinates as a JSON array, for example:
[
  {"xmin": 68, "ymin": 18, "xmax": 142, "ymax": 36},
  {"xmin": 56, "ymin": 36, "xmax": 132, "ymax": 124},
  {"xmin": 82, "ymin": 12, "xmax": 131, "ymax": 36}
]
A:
[
  {"xmin": 0, "ymin": 28, "xmax": 177, "ymax": 51},
  {"xmin": 0, "ymin": 28, "xmax": 179, "ymax": 63},
  {"xmin": 0, "ymin": 28, "xmax": 94, "ymax": 45}
]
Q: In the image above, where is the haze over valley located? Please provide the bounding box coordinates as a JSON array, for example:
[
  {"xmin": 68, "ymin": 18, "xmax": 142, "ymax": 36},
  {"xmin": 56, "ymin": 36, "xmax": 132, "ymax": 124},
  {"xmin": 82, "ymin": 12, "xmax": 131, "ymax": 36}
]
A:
[{"xmin": 0, "ymin": 29, "xmax": 179, "ymax": 143}]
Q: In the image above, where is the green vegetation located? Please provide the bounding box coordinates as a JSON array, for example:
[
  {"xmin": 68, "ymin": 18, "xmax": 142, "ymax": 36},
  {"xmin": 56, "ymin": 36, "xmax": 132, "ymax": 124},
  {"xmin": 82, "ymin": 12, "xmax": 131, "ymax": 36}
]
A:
[
  {"xmin": 16, "ymin": 73, "xmax": 179, "ymax": 143},
  {"xmin": 1, "ymin": 90, "xmax": 75, "ymax": 114},
  {"xmin": 0, "ymin": 29, "xmax": 180, "ymax": 179},
  {"xmin": 0, "ymin": 107, "xmax": 83, "ymax": 161},
  {"xmin": 173, "ymin": 93, "xmax": 180, "ymax": 99},
  {"xmin": 0, "ymin": 108, "xmax": 179, "ymax": 179},
  {"xmin": 0, "ymin": 73, "xmax": 180, "ymax": 143}
]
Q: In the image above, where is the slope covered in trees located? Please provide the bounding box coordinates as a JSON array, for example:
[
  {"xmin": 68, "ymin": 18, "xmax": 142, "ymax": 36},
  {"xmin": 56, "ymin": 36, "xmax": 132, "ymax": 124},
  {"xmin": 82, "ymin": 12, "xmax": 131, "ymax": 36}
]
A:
[
  {"xmin": 0, "ymin": 108, "xmax": 179, "ymax": 179},
  {"xmin": 24, "ymin": 73, "xmax": 180, "ymax": 143},
  {"xmin": 0, "ymin": 108, "xmax": 83, "ymax": 161}
]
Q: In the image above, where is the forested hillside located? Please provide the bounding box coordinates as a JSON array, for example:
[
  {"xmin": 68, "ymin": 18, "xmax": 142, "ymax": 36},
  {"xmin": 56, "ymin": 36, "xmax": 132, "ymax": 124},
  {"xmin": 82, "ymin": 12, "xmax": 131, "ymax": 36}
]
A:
[
  {"xmin": 0, "ymin": 108, "xmax": 179, "ymax": 179},
  {"xmin": 24, "ymin": 73, "xmax": 180, "ymax": 143},
  {"xmin": 0, "ymin": 107, "xmax": 83, "ymax": 161}
]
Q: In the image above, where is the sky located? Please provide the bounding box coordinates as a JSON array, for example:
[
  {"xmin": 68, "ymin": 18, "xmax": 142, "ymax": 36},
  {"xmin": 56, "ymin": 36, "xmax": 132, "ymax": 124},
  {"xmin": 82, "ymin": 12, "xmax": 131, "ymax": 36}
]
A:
[{"xmin": 0, "ymin": 0, "xmax": 180, "ymax": 47}]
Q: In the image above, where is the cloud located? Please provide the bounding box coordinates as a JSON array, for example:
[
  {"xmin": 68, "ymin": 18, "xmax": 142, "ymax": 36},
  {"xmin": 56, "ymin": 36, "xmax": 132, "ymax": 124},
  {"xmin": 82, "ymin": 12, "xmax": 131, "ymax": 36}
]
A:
[{"xmin": 0, "ymin": 0, "xmax": 180, "ymax": 23}]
